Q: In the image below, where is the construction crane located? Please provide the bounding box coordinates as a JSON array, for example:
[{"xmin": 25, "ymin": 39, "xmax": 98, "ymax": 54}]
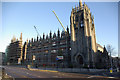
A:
[
  {"xmin": 52, "ymin": 10, "xmax": 67, "ymax": 32},
  {"xmin": 34, "ymin": 26, "xmax": 40, "ymax": 37}
]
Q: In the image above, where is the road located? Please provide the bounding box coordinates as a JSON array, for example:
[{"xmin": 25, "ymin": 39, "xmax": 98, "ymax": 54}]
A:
[
  {"xmin": 0, "ymin": 66, "xmax": 2, "ymax": 80},
  {"xmin": 2, "ymin": 66, "xmax": 120, "ymax": 80}
]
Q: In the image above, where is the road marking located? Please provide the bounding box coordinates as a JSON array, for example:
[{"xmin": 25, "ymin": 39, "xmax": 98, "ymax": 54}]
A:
[
  {"xmin": 29, "ymin": 68, "xmax": 58, "ymax": 72},
  {"xmin": 87, "ymin": 75, "xmax": 117, "ymax": 79},
  {"xmin": 87, "ymin": 76, "xmax": 95, "ymax": 78},
  {"xmin": 24, "ymin": 72, "xmax": 42, "ymax": 78},
  {"xmin": 108, "ymin": 77, "xmax": 116, "ymax": 78}
]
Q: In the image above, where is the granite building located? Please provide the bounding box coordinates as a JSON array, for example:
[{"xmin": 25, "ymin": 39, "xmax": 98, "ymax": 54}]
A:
[
  {"xmin": 70, "ymin": 1, "xmax": 97, "ymax": 68},
  {"xmin": 25, "ymin": 1, "xmax": 110, "ymax": 68},
  {"xmin": 26, "ymin": 29, "xmax": 70, "ymax": 67},
  {"xmin": 0, "ymin": 52, "xmax": 6, "ymax": 65},
  {"xmin": 6, "ymin": 33, "xmax": 23, "ymax": 64},
  {"xmin": 6, "ymin": 1, "xmax": 119, "ymax": 69}
]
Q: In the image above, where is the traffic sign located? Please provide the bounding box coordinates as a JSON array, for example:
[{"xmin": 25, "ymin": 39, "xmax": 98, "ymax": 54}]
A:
[{"xmin": 56, "ymin": 56, "xmax": 63, "ymax": 60}]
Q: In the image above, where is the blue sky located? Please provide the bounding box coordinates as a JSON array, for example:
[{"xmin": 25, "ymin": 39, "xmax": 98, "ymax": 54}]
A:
[{"xmin": 1, "ymin": 2, "xmax": 118, "ymax": 56}]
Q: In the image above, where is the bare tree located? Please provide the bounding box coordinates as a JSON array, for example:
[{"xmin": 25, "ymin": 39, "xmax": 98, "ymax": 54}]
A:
[
  {"xmin": 107, "ymin": 44, "xmax": 114, "ymax": 73},
  {"xmin": 107, "ymin": 44, "xmax": 114, "ymax": 56}
]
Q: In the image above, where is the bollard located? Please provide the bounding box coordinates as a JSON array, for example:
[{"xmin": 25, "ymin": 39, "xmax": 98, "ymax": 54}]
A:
[
  {"xmin": 27, "ymin": 65, "xmax": 31, "ymax": 69},
  {"xmin": 117, "ymin": 68, "xmax": 119, "ymax": 72},
  {"xmin": 110, "ymin": 68, "xmax": 113, "ymax": 73}
]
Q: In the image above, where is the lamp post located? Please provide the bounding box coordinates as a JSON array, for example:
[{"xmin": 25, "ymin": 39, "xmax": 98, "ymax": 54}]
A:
[
  {"xmin": 110, "ymin": 51, "xmax": 113, "ymax": 73},
  {"xmin": 110, "ymin": 52, "xmax": 113, "ymax": 73},
  {"xmin": 108, "ymin": 45, "xmax": 113, "ymax": 73}
]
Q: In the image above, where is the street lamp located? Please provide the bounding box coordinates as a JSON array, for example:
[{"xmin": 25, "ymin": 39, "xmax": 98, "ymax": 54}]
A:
[
  {"xmin": 110, "ymin": 51, "xmax": 113, "ymax": 73},
  {"xmin": 108, "ymin": 45, "xmax": 113, "ymax": 73}
]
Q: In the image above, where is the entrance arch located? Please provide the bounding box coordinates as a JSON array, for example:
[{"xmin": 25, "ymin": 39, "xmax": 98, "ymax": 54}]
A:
[{"xmin": 76, "ymin": 55, "xmax": 83, "ymax": 65}]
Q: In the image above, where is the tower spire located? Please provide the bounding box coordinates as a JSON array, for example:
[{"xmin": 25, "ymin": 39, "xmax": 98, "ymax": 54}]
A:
[
  {"xmin": 20, "ymin": 32, "xmax": 22, "ymax": 41},
  {"xmin": 79, "ymin": 0, "xmax": 82, "ymax": 7}
]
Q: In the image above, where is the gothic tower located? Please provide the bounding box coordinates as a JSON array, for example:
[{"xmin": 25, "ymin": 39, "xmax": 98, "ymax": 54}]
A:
[
  {"xmin": 70, "ymin": 0, "xmax": 97, "ymax": 67},
  {"xmin": 20, "ymin": 33, "xmax": 23, "ymax": 60}
]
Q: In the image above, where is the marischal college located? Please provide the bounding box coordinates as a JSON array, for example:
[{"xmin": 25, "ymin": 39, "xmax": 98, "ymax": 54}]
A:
[{"xmin": 6, "ymin": 1, "xmax": 118, "ymax": 69}]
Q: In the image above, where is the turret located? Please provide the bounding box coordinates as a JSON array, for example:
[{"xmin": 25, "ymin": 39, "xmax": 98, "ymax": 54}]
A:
[
  {"xmin": 31, "ymin": 38, "xmax": 33, "ymax": 42},
  {"xmin": 79, "ymin": 0, "xmax": 83, "ymax": 8},
  {"xmin": 37, "ymin": 36, "xmax": 39, "ymax": 41},
  {"xmin": 67, "ymin": 26, "xmax": 69, "ymax": 36},
  {"xmin": 20, "ymin": 32, "xmax": 22, "ymax": 41},
  {"xmin": 11, "ymin": 36, "xmax": 16, "ymax": 43},
  {"xmin": 75, "ymin": 5, "xmax": 77, "ymax": 12},
  {"xmin": 43, "ymin": 33, "xmax": 45, "ymax": 40},
  {"xmin": 26, "ymin": 39, "xmax": 28, "ymax": 44},
  {"xmin": 49, "ymin": 31, "xmax": 52, "ymax": 38},
  {"xmin": 57, "ymin": 29, "xmax": 60, "ymax": 38},
  {"xmin": 61, "ymin": 30, "xmax": 65, "ymax": 38},
  {"xmin": 53, "ymin": 32, "xmax": 56, "ymax": 38}
]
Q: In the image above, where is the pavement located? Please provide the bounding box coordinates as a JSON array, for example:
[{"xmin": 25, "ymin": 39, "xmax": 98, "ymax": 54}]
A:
[
  {"xmin": 29, "ymin": 66, "xmax": 120, "ymax": 78},
  {"xmin": 0, "ymin": 66, "xmax": 2, "ymax": 80},
  {"xmin": 1, "ymin": 66, "xmax": 120, "ymax": 80}
]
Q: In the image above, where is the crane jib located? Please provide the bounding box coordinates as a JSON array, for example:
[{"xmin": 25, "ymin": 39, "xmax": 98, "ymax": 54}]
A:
[{"xmin": 52, "ymin": 11, "xmax": 67, "ymax": 32}]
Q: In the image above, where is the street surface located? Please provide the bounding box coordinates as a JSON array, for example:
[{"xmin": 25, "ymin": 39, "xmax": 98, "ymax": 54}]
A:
[
  {"xmin": 2, "ymin": 66, "xmax": 120, "ymax": 80},
  {"xmin": 0, "ymin": 66, "xmax": 2, "ymax": 80}
]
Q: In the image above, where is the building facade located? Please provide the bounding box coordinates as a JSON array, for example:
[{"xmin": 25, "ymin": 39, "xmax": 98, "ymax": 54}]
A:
[
  {"xmin": 70, "ymin": 1, "xmax": 97, "ymax": 68},
  {"xmin": 0, "ymin": 52, "xmax": 6, "ymax": 65},
  {"xmin": 6, "ymin": 1, "xmax": 120, "ymax": 69},
  {"xmin": 6, "ymin": 33, "xmax": 23, "ymax": 64},
  {"xmin": 24, "ymin": 1, "xmax": 109, "ymax": 68},
  {"xmin": 0, "ymin": 52, "xmax": 3, "ymax": 65},
  {"xmin": 25, "ymin": 29, "xmax": 71, "ymax": 67}
]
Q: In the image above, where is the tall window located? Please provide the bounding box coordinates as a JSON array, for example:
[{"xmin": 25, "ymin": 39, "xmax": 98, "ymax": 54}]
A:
[
  {"xmin": 75, "ymin": 15, "xmax": 78, "ymax": 22},
  {"xmin": 81, "ymin": 21, "xmax": 84, "ymax": 27}
]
